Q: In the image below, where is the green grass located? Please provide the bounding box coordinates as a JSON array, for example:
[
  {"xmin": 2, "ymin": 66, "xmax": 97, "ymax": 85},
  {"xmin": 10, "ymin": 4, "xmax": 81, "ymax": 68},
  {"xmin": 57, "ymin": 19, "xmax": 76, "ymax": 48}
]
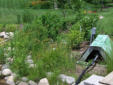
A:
[
  {"xmin": 96, "ymin": 7, "xmax": 113, "ymax": 36},
  {"xmin": 0, "ymin": 8, "xmax": 75, "ymax": 24}
]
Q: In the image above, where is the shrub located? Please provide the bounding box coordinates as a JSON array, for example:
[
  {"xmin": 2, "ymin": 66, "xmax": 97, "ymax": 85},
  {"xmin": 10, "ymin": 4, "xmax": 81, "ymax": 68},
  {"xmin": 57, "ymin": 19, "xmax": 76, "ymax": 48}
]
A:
[
  {"xmin": 67, "ymin": 30, "xmax": 84, "ymax": 49},
  {"xmin": 71, "ymin": 14, "xmax": 98, "ymax": 40},
  {"xmin": 5, "ymin": 24, "xmax": 18, "ymax": 32},
  {"xmin": 36, "ymin": 13, "xmax": 63, "ymax": 40},
  {"xmin": 22, "ymin": 10, "xmax": 35, "ymax": 23}
]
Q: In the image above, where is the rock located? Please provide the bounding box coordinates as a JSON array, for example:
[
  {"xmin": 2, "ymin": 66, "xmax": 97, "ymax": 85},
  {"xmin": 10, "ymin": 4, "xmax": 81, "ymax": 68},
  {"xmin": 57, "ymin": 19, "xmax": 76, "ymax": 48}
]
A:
[
  {"xmin": 59, "ymin": 74, "xmax": 75, "ymax": 84},
  {"xmin": 18, "ymin": 82, "xmax": 28, "ymax": 85},
  {"xmin": 0, "ymin": 32, "xmax": 6, "ymax": 38},
  {"xmin": 21, "ymin": 77, "xmax": 28, "ymax": 82},
  {"xmin": 79, "ymin": 74, "xmax": 104, "ymax": 85},
  {"xmin": 9, "ymin": 32, "xmax": 14, "ymax": 37},
  {"xmin": 28, "ymin": 80, "xmax": 37, "ymax": 85},
  {"xmin": 6, "ymin": 75, "xmax": 15, "ymax": 85},
  {"xmin": 27, "ymin": 59, "xmax": 34, "ymax": 64},
  {"xmin": 27, "ymin": 55, "xmax": 32, "ymax": 59},
  {"xmin": 99, "ymin": 16, "xmax": 104, "ymax": 19},
  {"xmin": 11, "ymin": 73, "xmax": 16, "ymax": 78},
  {"xmin": 2, "ymin": 69, "xmax": 12, "ymax": 76},
  {"xmin": 46, "ymin": 72, "xmax": 53, "ymax": 77},
  {"xmin": 29, "ymin": 64, "xmax": 36, "ymax": 68},
  {"xmin": 7, "ymin": 58, "xmax": 13, "ymax": 63},
  {"xmin": 16, "ymin": 81, "xmax": 21, "ymax": 85},
  {"xmin": 2, "ymin": 64, "xmax": 9, "ymax": 70},
  {"xmin": 38, "ymin": 78, "xmax": 49, "ymax": 85}
]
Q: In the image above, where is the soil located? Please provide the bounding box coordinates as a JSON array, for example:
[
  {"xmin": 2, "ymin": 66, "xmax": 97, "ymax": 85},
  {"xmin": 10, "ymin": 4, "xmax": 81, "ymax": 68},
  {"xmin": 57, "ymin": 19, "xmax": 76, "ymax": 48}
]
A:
[{"xmin": 0, "ymin": 79, "xmax": 8, "ymax": 85}]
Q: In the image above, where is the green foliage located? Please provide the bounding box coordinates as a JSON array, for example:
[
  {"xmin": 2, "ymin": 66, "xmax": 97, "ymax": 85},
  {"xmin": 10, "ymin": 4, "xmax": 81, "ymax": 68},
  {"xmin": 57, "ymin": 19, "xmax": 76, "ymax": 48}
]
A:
[
  {"xmin": 106, "ymin": 42, "xmax": 113, "ymax": 73},
  {"xmin": 0, "ymin": 47, "xmax": 5, "ymax": 64},
  {"xmin": 36, "ymin": 13, "xmax": 63, "ymax": 40},
  {"xmin": 97, "ymin": 8, "xmax": 113, "ymax": 36},
  {"xmin": 22, "ymin": 10, "xmax": 35, "ymax": 23},
  {"xmin": 11, "ymin": 56, "xmax": 29, "ymax": 77},
  {"xmin": 71, "ymin": 14, "xmax": 98, "ymax": 40},
  {"xmin": 7, "ymin": 21, "xmax": 76, "ymax": 83},
  {"xmin": 67, "ymin": 30, "xmax": 84, "ymax": 49},
  {"xmin": 31, "ymin": 1, "xmax": 52, "ymax": 9},
  {"xmin": 70, "ymin": 0, "xmax": 84, "ymax": 11},
  {"xmin": 0, "ymin": 24, "xmax": 18, "ymax": 32}
]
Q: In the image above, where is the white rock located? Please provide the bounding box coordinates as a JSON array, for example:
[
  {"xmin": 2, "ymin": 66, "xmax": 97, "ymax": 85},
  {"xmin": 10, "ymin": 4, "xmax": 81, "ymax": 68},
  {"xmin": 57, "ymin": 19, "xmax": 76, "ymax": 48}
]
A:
[
  {"xmin": 59, "ymin": 74, "xmax": 75, "ymax": 84},
  {"xmin": 2, "ymin": 69, "xmax": 12, "ymax": 76},
  {"xmin": 4, "ymin": 34, "xmax": 9, "ymax": 39},
  {"xmin": 99, "ymin": 16, "xmax": 104, "ymax": 19},
  {"xmin": 38, "ymin": 78, "xmax": 49, "ymax": 85},
  {"xmin": 18, "ymin": 82, "xmax": 28, "ymax": 85},
  {"xmin": 29, "ymin": 64, "xmax": 36, "ymax": 68},
  {"xmin": 0, "ymin": 32, "xmax": 6, "ymax": 38},
  {"xmin": 21, "ymin": 77, "xmax": 28, "ymax": 82},
  {"xmin": 28, "ymin": 80, "xmax": 37, "ymax": 85},
  {"xmin": 46, "ymin": 72, "xmax": 53, "ymax": 77},
  {"xmin": 9, "ymin": 32, "xmax": 14, "ymax": 37},
  {"xmin": 6, "ymin": 75, "xmax": 15, "ymax": 85},
  {"xmin": 27, "ymin": 55, "xmax": 32, "ymax": 59}
]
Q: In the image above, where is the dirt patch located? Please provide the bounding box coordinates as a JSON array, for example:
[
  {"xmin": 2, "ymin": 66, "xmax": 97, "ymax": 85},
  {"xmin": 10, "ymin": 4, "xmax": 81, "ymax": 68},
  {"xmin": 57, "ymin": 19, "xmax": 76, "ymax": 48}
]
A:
[
  {"xmin": 0, "ymin": 79, "xmax": 8, "ymax": 85},
  {"xmin": 75, "ymin": 64, "xmax": 107, "ymax": 77}
]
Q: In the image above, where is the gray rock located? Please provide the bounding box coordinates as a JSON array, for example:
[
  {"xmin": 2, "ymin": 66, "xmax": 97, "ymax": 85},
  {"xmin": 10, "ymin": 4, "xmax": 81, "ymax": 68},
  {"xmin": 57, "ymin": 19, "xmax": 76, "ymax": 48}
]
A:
[
  {"xmin": 79, "ymin": 74, "xmax": 104, "ymax": 85},
  {"xmin": 38, "ymin": 78, "xmax": 49, "ymax": 85},
  {"xmin": 2, "ymin": 64, "xmax": 9, "ymax": 70},
  {"xmin": 27, "ymin": 59, "xmax": 34, "ymax": 64},
  {"xmin": 2, "ymin": 69, "xmax": 12, "ymax": 76},
  {"xmin": 18, "ymin": 82, "xmax": 28, "ymax": 85},
  {"xmin": 28, "ymin": 80, "xmax": 37, "ymax": 85},
  {"xmin": 7, "ymin": 57, "xmax": 14, "ymax": 63},
  {"xmin": 21, "ymin": 77, "xmax": 28, "ymax": 82},
  {"xmin": 59, "ymin": 74, "xmax": 75, "ymax": 84},
  {"xmin": 16, "ymin": 81, "xmax": 21, "ymax": 85},
  {"xmin": 6, "ymin": 75, "xmax": 15, "ymax": 85}
]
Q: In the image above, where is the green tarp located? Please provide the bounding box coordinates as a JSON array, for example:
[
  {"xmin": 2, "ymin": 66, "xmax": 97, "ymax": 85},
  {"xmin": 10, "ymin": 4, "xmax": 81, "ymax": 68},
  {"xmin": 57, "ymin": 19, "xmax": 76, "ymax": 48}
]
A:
[{"xmin": 80, "ymin": 35, "xmax": 113, "ymax": 61}]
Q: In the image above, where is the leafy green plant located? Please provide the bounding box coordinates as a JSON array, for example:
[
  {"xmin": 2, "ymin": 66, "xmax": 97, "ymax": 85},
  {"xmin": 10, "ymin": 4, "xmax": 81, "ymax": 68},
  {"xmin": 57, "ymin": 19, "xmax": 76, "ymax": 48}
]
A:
[
  {"xmin": 0, "ymin": 47, "xmax": 5, "ymax": 64},
  {"xmin": 71, "ymin": 14, "xmax": 98, "ymax": 40},
  {"xmin": 5, "ymin": 24, "xmax": 19, "ymax": 32},
  {"xmin": 37, "ymin": 13, "xmax": 63, "ymax": 40},
  {"xmin": 22, "ymin": 10, "xmax": 35, "ymax": 23},
  {"xmin": 67, "ymin": 30, "xmax": 84, "ymax": 49}
]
